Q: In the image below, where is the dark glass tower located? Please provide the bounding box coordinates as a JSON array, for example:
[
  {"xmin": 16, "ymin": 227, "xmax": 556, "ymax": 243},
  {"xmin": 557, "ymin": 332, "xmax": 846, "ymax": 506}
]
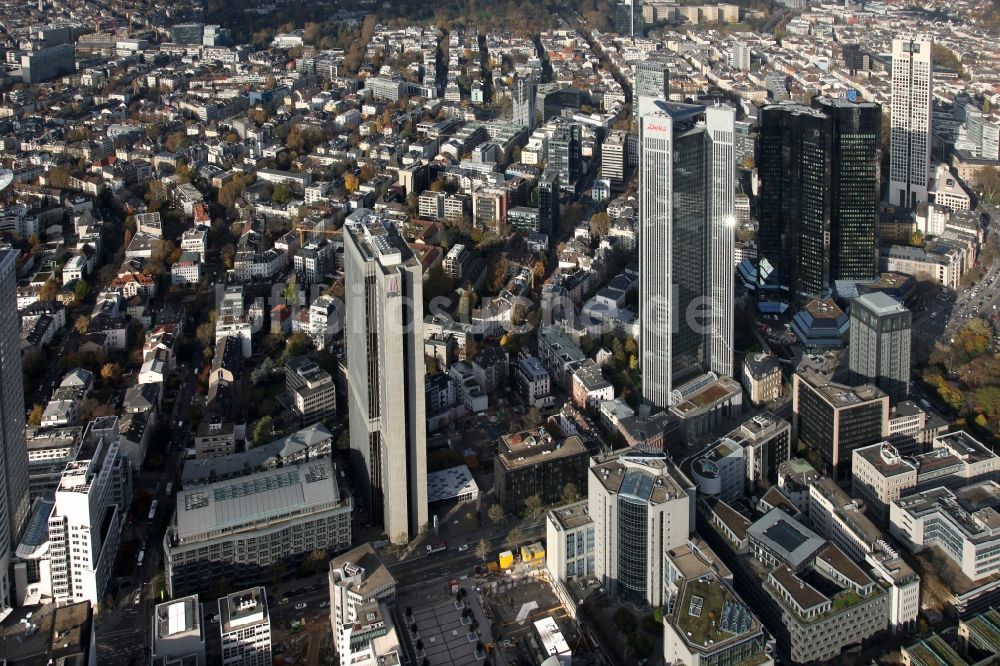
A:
[{"xmin": 757, "ymin": 98, "xmax": 880, "ymax": 304}]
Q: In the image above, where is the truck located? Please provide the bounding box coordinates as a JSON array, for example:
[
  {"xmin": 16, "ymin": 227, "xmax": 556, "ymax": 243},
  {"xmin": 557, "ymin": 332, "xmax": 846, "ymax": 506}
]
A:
[{"xmin": 426, "ymin": 541, "xmax": 447, "ymax": 554}]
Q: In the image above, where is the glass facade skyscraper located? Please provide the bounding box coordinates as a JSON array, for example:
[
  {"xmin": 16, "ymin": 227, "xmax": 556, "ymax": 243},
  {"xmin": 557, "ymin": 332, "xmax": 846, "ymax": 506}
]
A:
[
  {"xmin": 640, "ymin": 103, "xmax": 735, "ymax": 408},
  {"xmin": 757, "ymin": 98, "xmax": 880, "ymax": 306}
]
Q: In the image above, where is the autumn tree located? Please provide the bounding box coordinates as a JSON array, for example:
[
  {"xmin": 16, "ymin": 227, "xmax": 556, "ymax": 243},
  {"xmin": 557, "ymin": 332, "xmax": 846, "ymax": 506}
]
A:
[
  {"xmin": 562, "ymin": 482, "xmax": 580, "ymax": 504},
  {"xmin": 524, "ymin": 494, "xmax": 544, "ymax": 519},
  {"xmin": 487, "ymin": 503, "xmax": 506, "ymax": 525},
  {"xmin": 27, "ymin": 404, "xmax": 43, "ymax": 427},
  {"xmin": 39, "ymin": 278, "xmax": 60, "ymax": 302},
  {"xmin": 475, "ymin": 538, "xmax": 490, "ymax": 563},
  {"xmin": 74, "ymin": 315, "xmax": 90, "ymax": 335}
]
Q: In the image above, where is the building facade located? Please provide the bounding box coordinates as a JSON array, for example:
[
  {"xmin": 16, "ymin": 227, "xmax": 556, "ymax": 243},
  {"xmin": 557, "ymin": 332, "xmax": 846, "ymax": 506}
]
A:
[
  {"xmin": 849, "ymin": 292, "xmax": 912, "ymax": 403},
  {"xmin": 219, "ymin": 587, "xmax": 271, "ymax": 666},
  {"xmin": 890, "ymin": 36, "xmax": 933, "ymax": 208},
  {"xmin": 640, "ymin": 103, "xmax": 735, "ymax": 408},
  {"xmin": 344, "ymin": 209, "xmax": 428, "ymax": 544}
]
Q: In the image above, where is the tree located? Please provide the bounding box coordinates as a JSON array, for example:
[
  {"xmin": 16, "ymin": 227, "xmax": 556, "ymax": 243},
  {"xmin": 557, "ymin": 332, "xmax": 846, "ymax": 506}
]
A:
[
  {"xmin": 343, "ymin": 172, "xmax": 360, "ymax": 193},
  {"xmin": 488, "ymin": 503, "xmax": 506, "ymax": 525},
  {"xmin": 74, "ymin": 315, "xmax": 90, "ymax": 335},
  {"xmin": 27, "ymin": 404, "xmax": 43, "ymax": 427},
  {"xmin": 74, "ymin": 280, "xmax": 89, "ymax": 304},
  {"xmin": 613, "ymin": 607, "xmax": 637, "ymax": 633},
  {"xmin": 100, "ymin": 362, "xmax": 122, "ymax": 385},
  {"xmin": 39, "ymin": 278, "xmax": 59, "ymax": 302},
  {"xmin": 524, "ymin": 494, "xmax": 544, "ymax": 519},
  {"xmin": 271, "ymin": 182, "xmax": 294, "ymax": 205},
  {"xmin": 252, "ymin": 416, "xmax": 273, "ymax": 444},
  {"xmin": 562, "ymin": 482, "xmax": 580, "ymax": 504},
  {"xmin": 475, "ymin": 538, "xmax": 490, "ymax": 562},
  {"xmin": 589, "ymin": 211, "xmax": 610, "ymax": 237},
  {"xmin": 507, "ymin": 525, "xmax": 525, "ymax": 547},
  {"xmin": 975, "ymin": 166, "xmax": 1000, "ymax": 204}
]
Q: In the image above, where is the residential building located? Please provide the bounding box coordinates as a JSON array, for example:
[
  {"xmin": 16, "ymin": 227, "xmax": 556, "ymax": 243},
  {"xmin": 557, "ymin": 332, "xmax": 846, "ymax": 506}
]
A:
[
  {"xmin": 495, "ymin": 428, "xmax": 588, "ymax": 513},
  {"xmin": 0, "ymin": 249, "xmax": 30, "ymax": 606},
  {"xmin": 194, "ymin": 413, "xmax": 235, "ymax": 459},
  {"xmin": 757, "ymin": 99, "xmax": 880, "ymax": 305},
  {"xmin": 152, "ymin": 595, "xmax": 207, "ymax": 665},
  {"xmin": 571, "ymin": 359, "xmax": 614, "ymax": 410},
  {"xmin": 285, "ymin": 357, "xmax": 337, "ymax": 425},
  {"xmin": 219, "ymin": 587, "xmax": 271, "ymax": 666},
  {"xmin": 890, "ymin": 36, "xmax": 933, "ymax": 208},
  {"xmin": 442, "ymin": 244, "xmax": 469, "ymax": 280},
  {"xmin": 929, "ymin": 163, "xmax": 972, "ymax": 212},
  {"xmin": 889, "ymin": 481, "xmax": 1000, "ymax": 582},
  {"xmin": 344, "ymin": 209, "xmax": 428, "ymax": 544},
  {"xmin": 640, "ymin": 103, "xmax": 735, "ymax": 408},
  {"xmin": 588, "ymin": 451, "xmax": 696, "ymax": 606},
  {"xmin": 164, "ymin": 460, "xmax": 352, "ymax": 596},
  {"xmin": 792, "ymin": 370, "xmax": 889, "ymax": 480},
  {"xmin": 849, "ymin": 292, "xmax": 912, "ymax": 403},
  {"xmin": 515, "ymin": 355, "xmax": 555, "ymax": 409}
]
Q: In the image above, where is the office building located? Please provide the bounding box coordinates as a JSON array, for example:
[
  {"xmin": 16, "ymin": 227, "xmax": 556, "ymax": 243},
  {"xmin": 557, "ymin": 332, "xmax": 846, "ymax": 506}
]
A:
[
  {"xmin": 853, "ymin": 431, "xmax": 1000, "ymax": 526},
  {"xmin": 495, "ymin": 428, "xmax": 588, "ymax": 513},
  {"xmin": 329, "ymin": 543, "xmax": 401, "ymax": 666},
  {"xmin": 545, "ymin": 501, "xmax": 596, "ymax": 582},
  {"xmin": 663, "ymin": 572, "xmax": 772, "ymax": 666},
  {"xmin": 726, "ymin": 41, "xmax": 751, "ymax": 71},
  {"xmin": 548, "ymin": 124, "xmax": 581, "ymax": 193},
  {"xmin": 171, "ymin": 23, "xmax": 205, "ymax": 44},
  {"xmin": 344, "ymin": 208, "xmax": 428, "ymax": 544},
  {"xmin": 602, "ymin": 130, "xmax": 628, "ymax": 186},
  {"xmin": 513, "ymin": 74, "xmax": 537, "ymax": 129},
  {"xmin": 886, "ymin": 400, "xmax": 948, "ymax": 455},
  {"xmin": 21, "ymin": 43, "xmax": 75, "ymax": 84},
  {"xmin": 588, "ymin": 451, "xmax": 695, "ymax": 606},
  {"xmin": 742, "ymin": 352, "xmax": 783, "ymax": 406},
  {"xmin": 152, "ymin": 595, "xmax": 207, "ymax": 665},
  {"xmin": 639, "ymin": 103, "xmax": 736, "ymax": 408},
  {"xmin": 633, "ymin": 60, "xmax": 669, "ymax": 127},
  {"xmin": 0, "ymin": 249, "xmax": 29, "ymax": 607},
  {"xmin": 538, "ymin": 171, "xmax": 560, "ymax": 235},
  {"xmin": 890, "ymin": 481, "xmax": 1000, "ymax": 582},
  {"xmin": 164, "ymin": 460, "xmax": 352, "ymax": 596},
  {"xmin": 890, "ymin": 36, "xmax": 933, "ymax": 208},
  {"xmin": 849, "ymin": 292, "xmax": 912, "ymax": 403},
  {"xmin": 692, "ymin": 413, "xmax": 792, "ymax": 501},
  {"xmin": 219, "ymin": 587, "xmax": 271, "ymax": 666},
  {"xmin": 792, "ymin": 370, "xmax": 889, "ymax": 480},
  {"xmin": 285, "ymin": 356, "xmax": 337, "ymax": 425},
  {"xmin": 757, "ymin": 99, "xmax": 880, "ymax": 304},
  {"xmin": 616, "ymin": 0, "xmax": 643, "ymax": 38},
  {"xmin": 47, "ymin": 432, "xmax": 132, "ymax": 608}
]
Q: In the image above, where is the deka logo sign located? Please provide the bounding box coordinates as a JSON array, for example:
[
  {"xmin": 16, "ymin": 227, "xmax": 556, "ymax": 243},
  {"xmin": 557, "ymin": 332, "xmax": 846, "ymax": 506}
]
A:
[{"xmin": 646, "ymin": 123, "xmax": 669, "ymax": 133}]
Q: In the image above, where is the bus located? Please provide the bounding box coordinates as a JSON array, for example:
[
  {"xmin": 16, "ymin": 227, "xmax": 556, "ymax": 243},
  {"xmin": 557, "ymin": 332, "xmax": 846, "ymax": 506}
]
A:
[
  {"xmin": 137, "ymin": 549, "xmax": 145, "ymax": 566},
  {"xmin": 148, "ymin": 500, "xmax": 158, "ymax": 521}
]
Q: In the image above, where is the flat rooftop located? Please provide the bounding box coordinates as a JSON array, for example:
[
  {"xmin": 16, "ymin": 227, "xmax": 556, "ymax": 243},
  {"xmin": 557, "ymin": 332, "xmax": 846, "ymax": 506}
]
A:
[
  {"xmin": 498, "ymin": 429, "xmax": 587, "ymax": 470},
  {"xmin": 590, "ymin": 452, "xmax": 692, "ymax": 506},
  {"xmin": 548, "ymin": 500, "xmax": 592, "ymax": 531}
]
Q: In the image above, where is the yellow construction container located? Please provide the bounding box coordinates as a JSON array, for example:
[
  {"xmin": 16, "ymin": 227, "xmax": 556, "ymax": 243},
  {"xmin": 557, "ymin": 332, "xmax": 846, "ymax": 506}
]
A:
[
  {"xmin": 498, "ymin": 550, "xmax": 515, "ymax": 569},
  {"xmin": 519, "ymin": 542, "xmax": 545, "ymax": 565}
]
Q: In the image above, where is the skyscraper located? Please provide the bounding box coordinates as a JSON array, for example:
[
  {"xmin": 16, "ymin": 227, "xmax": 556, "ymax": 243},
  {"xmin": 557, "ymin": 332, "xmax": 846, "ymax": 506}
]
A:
[
  {"xmin": 707, "ymin": 106, "xmax": 736, "ymax": 379},
  {"xmin": 890, "ymin": 36, "xmax": 933, "ymax": 208},
  {"xmin": 640, "ymin": 103, "xmax": 735, "ymax": 408},
  {"xmin": 538, "ymin": 170, "xmax": 560, "ymax": 235},
  {"xmin": 0, "ymin": 248, "xmax": 29, "ymax": 606},
  {"xmin": 344, "ymin": 209, "xmax": 428, "ymax": 544},
  {"xmin": 633, "ymin": 60, "xmax": 669, "ymax": 129},
  {"xmin": 849, "ymin": 292, "xmax": 912, "ymax": 404},
  {"xmin": 757, "ymin": 99, "xmax": 880, "ymax": 305},
  {"xmin": 512, "ymin": 74, "xmax": 537, "ymax": 129},
  {"xmin": 615, "ymin": 0, "xmax": 643, "ymax": 38}
]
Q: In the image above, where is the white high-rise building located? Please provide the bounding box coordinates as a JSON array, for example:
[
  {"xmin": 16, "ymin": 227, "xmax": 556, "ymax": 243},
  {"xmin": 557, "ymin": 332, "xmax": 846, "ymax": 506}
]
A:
[
  {"xmin": 707, "ymin": 106, "xmax": 736, "ymax": 379},
  {"xmin": 47, "ymin": 431, "xmax": 131, "ymax": 608},
  {"xmin": 219, "ymin": 587, "xmax": 271, "ymax": 666},
  {"xmin": 0, "ymin": 248, "xmax": 29, "ymax": 607},
  {"xmin": 344, "ymin": 209, "xmax": 428, "ymax": 544},
  {"xmin": 588, "ymin": 451, "xmax": 695, "ymax": 607},
  {"xmin": 640, "ymin": 103, "xmax": 736, "ymax": 408},
  {"xmin": 153, "ymin": 595, "xmax": 207, "ymax": 665},
  {"xmin": 890, "ymin": 36, "xmax": 933, "ymax": 208}
]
